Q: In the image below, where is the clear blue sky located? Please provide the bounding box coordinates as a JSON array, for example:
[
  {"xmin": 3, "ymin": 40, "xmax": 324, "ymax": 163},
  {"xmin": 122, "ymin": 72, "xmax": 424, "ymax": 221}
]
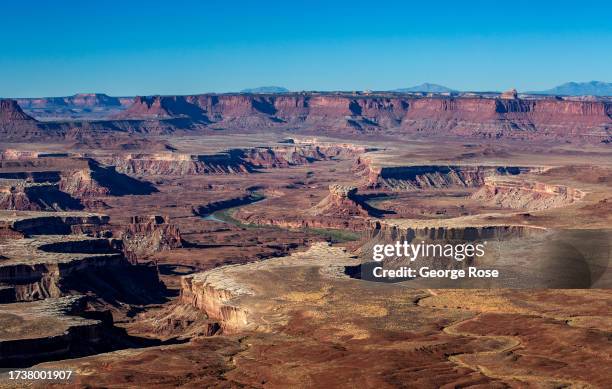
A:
[{"xmin": 2, "ymin": 0, "xmax": 611, "ymax": 97}]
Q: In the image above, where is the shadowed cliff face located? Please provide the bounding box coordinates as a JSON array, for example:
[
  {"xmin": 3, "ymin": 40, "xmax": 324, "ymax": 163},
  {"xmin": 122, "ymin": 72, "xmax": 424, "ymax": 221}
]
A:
[
  {"xmin": 354, "ymin": 158, "xmax": 534, "ymax": 190},
  {"xmin": 112, "ymin": 94, "xmax": 612, "ymax": 142},
  {"xmin": 310, "ymin": 185, "xmax": 388, "ymax": 218},
  {"xmin": 0, "ymin": 157, "xmax": 158, "ymax": 216},
  {"xmin": 119, "ymin": 216, "xmax": 182, "ymax": 261},
  {"xmin": 3, "ymin": 94, "xmax": 612, "ymax": 142},
  {"xmin": 0, "ymin": 182, "xmax": 84, "ymax": 211},
  {"xmin": 0, "ymin": 99, "xmax": 47, "ymax": 139},
  {"xmin": 94, "ymin": 144, "xmax": 366, "ymax": 177},
  {"xmin": 471, "ymin": 179, "xmax": 585, "ymax": 211},
  {"xmin": 0, "ymin": 99, "xmax": 37, "ymax": 122},
  {"xmin": 86, "ymin": 160, "xmax": 158, "ymax": 196}
]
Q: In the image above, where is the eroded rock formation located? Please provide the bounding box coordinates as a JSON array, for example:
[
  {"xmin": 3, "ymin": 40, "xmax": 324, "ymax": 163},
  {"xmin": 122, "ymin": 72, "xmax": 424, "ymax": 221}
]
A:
[
  {"xmin": 471, "ymin": 178, "xmax": 585, "ymax": 211},
  {"xmin": 0, "ymin": 99, "xmax": 67, "ymax": 139},
  {"xmin": 4, "ymin": 93, "xmax": 612, "ymax": 143},
  {"xmin": 0, "ymin": 296, "xmax": 109, "ymax": 367},
  {"xmin": 0, "ymin": 211, "xmax": 163, "ymax": 304},
  {"xmin": 354, "ymin": 157, "xmax": 535, "ymax": 190},
  {"xmin": 180, "ymin": 243, "xmax": 358, "ymax": 333},
  {"xmin": 180, "ymin": 270, "xmax": 250, "ymax": 333},
  {"xmin": 0, "ymin": 180, "xmax": 83, "ymax": 211},
  {"xmin": 0, "ymin": 157, "xmax": 156, "ymax": 206},
  {"xmin": 93, "ymin": 144, "xmax": 366, "ymax": 177},
  {"xmin": 311, "ymin": 185, "xmax": 370, "ymax": 217},
  {"xmin": 119, "ymin": 216, "xmax": 182, "ymax": 261},
  {"xmin": 114, "ymin": 93, "xmax": 612, "ymax": 143}
]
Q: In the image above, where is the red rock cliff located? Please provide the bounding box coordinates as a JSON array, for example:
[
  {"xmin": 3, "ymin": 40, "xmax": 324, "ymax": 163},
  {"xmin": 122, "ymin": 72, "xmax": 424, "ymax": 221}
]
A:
[{"xmin": 116, "ymin": 94, "xmax": 612, "ymax": 142}]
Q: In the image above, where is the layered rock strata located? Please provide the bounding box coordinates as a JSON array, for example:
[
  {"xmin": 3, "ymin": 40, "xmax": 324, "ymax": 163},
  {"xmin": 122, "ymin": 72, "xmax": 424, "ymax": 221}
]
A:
[
  {"xmin": 0, "ymin": 296, "xmax": 109, "ymax": 367},
  {"xmin": 0, "ymin": 157, "xmax": 156, "ymax": 205},
  {"xmin": 0, "ymin": 211, "xmax": 162, "ymax": 303},
  {"xmin": 354, "ymin": 156, "xmax": 536, "ymax": 190},
  {"xmin": 180, "ymin": 243, "xmax": 359, "ymax": 333},
  {"xmin": 311, "ymin": 185, "xmax": 371, "ymax": 217},
  {"xmin": 115, "ymin": 93, "xmax": 612, "ymax": 142},
  {"xmin": 93, "ymin": 144, "xmax": 366, "ymax": 177},
  {"xmin": 3, "ymin": 93, "xmax": 612, "ymax": 142},
  {"xmin": 471, "ymin": 178, "xmax": 585, "ymax": 211},
  {"xmin": 119, "ymin": 216, "xmax": 182, "ymax": 261}
]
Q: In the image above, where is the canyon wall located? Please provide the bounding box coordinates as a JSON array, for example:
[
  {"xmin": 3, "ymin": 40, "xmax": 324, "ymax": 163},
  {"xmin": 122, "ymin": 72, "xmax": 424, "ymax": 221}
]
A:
[
  {"xmin": 0, "ymin": 159, "xmax": 156, "ymax": 216},
  {"xmin": 354, "ymin": 157, "xmax": 536, "ymax": 190},
  {"xmin": 115, "ymin": 94, "xmax": 612, "ymax": 142},
  {"xmin": 3, "ymin": 94, "xmax": 611, "ymax": 142},
  {"xmin": 180, "ymin": 269, "xmax": 250, "ymax": 333},
  {"xmin": 119, "ymin": 216, "xmax": 182, "ymax": 261},
  {"xmin": 0, "ymin": 213, "xmax": 164, "ymax": 304},
  {"xmin": 357, "ymin": 219, "xmax": 548, "ymax": 271},
  {"xmin": 0, "ymin": 99, "xmax": 47, "ymax": 139},
  {"xmin": 0, "ymin": 181, "xmax": 83, "ymax": 211},
  {"xmin": 93, "ymin": 144, "xmax": 366, "ymax": 177},
  {"xmin": 365, "ymin": 219, "xmax": 543, "ymax": 243},
  {"xmin": 0, "ymin": 296, "xmax": 110, "ymax": 367},
  {"xmin": 310, "ymin": 185, "xmax": 371, "ymax": 217},
  {"xmin": 471, "ymin": 179, "xmax": 585, "ymax": 211}
]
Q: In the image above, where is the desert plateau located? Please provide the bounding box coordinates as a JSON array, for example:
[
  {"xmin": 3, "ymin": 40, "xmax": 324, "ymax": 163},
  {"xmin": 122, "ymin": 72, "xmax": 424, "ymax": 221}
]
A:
[
  {"xmin": 0, "ymin": 87, "xmax": 610, "ymax": 388},
  {"xmin": 2, "ymin": 2, "xmax": 612, "ymax": 386}
]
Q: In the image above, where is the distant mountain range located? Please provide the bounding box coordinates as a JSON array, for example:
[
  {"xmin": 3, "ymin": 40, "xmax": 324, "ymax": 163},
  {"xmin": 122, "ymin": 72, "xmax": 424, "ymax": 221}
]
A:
[
  {"xmin": 391, "ymin": 83, "xmax": 456, "ymax": 93},
  {"xmin": 528, "ymin": 81, "xmax": 612, "ymax": 96},
  {"xmin": 16, "ymin": 93, "xmax": 132, "ymax": 108},
  {"xmin": 14, "ymin": 93, "xmax": 133, "ymax": 121},
  {"xmin": 240, "ymin": 86, "xmax": 289, "ymax": 93}
]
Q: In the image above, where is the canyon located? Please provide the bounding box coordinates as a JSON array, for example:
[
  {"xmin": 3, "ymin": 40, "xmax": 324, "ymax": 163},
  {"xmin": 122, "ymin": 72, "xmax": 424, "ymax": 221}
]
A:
[
  {"xmin": 2, "ymin": 91, "xmax": 611, "ymax": 144},
  {"xmin": 0, "ymin": 90, "xmax": 610, "ymax": 387}
]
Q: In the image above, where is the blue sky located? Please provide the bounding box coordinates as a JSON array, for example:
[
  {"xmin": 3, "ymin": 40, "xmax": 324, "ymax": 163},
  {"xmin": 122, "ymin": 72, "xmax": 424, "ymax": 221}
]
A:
[{"xmin": 2, "ymin": 0, "xmax": 611, "ymax": 97}]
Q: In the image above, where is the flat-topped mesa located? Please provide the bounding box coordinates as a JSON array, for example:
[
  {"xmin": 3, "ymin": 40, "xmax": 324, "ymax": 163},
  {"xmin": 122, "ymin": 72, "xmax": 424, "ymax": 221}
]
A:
[
  {"xmin": 0, "ymin": 150, "xmax": 70, "ymax": 160},
  {"xmin": 94, "ymin": 144, "xmax": 365, "ymax": 177},
  {"xmin": 0, "ymin": 157, "xmax": 111, "ymax": 200},
  {"xmin": 59, "ymin": 168, "xmax": 109, "ymax": 198},
  {"xmin": 0, "ymin": 234, "xmax": 124, "ymax": 302},
  {"xmin": 119, "ymin": 215, "xmax": 182, "ymax": 261},
  {"xmin": 114, "ymin": 93, "xmax": 612, "ymax": 142},
  {"xmin": 356, "ymin": 159, "xmax": 535, "ymax": 190},
  {"xmin": 471, "ymin": 178, "xmax": 586, "ymax": 211},
  {"xmin": 67, "ymin": 93, "xmax": 124, "ymax": 107},
  {"xmin": 0, "ymin": 296, "xmax": 114, "ymax": 367},
  {"xmin": 180, "ymin": 243, "xmax": 358, "ymax": 333},
  {"xmin": 366, "ymin": 218, "xmax": 545, "ymax": 241},
  {"xmin": 4, "ymin": 93, "xmax": 612, "ymax": 142},
  {"xmin": 231, "ymin": 144, "xmax": 366, "ymax": 169},
  {"xmin": 0, "ymin": 211, "xmax": 111, "ymax": 237},
  {"xmin": 113, "ymin": 95, "xmax": 209, "ymax": 120}
]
